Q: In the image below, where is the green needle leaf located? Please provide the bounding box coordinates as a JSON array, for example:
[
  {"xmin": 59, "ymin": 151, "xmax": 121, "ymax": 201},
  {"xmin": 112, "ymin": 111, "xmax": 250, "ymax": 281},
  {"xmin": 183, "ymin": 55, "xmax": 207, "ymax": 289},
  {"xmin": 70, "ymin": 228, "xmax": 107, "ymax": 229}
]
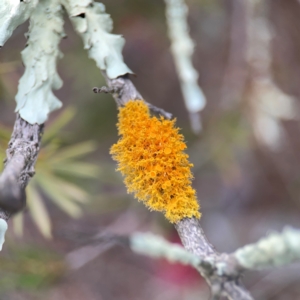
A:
[{"xmin": 27, "ymin": 185, "xmax": 52, "ymax": 239}]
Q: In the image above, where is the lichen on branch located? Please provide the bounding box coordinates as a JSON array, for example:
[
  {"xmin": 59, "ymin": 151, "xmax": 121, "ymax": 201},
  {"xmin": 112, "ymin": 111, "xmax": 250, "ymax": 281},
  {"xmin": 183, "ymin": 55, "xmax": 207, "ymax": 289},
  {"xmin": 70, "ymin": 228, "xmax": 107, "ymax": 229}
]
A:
[
  {"xmin": 110, "ymin": 100, "xmax": 200, "ymax": 223},
  {"xmin": 0, "ymin": 0, "xmax": 38, "ymax": 47},
  {"xmin": 130, "ymin": 232, "xmax": 201, "ymax": 267},
  {"xmin": 234, "ymin": 227, "xmax": 300, "ymax": 270},
  {"xmin": 15, "ymin": 0, "xmax": 65, "ymax": 125},
  {"xmin": 164, "ymin": 0, "xmax": 206, "ymax": 133},
  {"xmin": 62, "ymin": 0, "xmax": 133, "ymax": 79}
]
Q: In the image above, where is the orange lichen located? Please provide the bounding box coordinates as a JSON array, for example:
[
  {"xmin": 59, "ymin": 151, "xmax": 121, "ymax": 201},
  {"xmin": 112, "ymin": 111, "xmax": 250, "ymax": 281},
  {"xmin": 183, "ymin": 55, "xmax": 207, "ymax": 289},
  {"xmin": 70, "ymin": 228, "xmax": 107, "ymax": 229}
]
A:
[{"xmin": 110, "ymin": 100, "xmax": 201, "ymax": 223}]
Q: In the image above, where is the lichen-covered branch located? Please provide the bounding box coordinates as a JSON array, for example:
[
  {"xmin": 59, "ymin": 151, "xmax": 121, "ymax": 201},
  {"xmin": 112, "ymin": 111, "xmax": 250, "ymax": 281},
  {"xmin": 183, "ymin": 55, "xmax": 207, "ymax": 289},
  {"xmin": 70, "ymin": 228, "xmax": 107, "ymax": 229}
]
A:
[
  {"xmin": 0, "ymin": 115, "xmax": 43, "ymax": 220},
  {"xmin": 0, "ymin": 0, "xmax": 38, "ymax": 47},
  {"xmin": 220, "ymin": 0, "xmax": 248, "ymax": 108},
  {"xmin": 131, "ymin": 227, "xmax": 300, "ymax": 274},
  {"xmin": 129, "ymin": 227, "xmax": 300, "ymax": 300},
  {"xmin": 70, "ymin": 2, "xmax": 249, "ymax": 290},
  {"xmin": 0, "ymin": 3, "xmax": 297, "ymax": 299},
  {"xmin": 61, "ymin": 0, "xmax": 133, "ymax": 79},
  {"xmin": 164, "ymin": 0, "xmax": 206, "ymax": 133},
  {"xmin": 64, "ymin": 0, "xmax": 172, "ymax": 119},
  {"xmin": 234, "ymin": 227, "xmax": 300, "ymax": 270},
  {"xmin": 0, "ymin": 0, "xmax": 64, "ymax": 222},
  {"xmin": 176, "ymin": 218, "xmax": 253, "ymax": 300},
  {"xmin": 130, "ymin": 232, "xmax": 203, "ymax": 268},
  {"xmin": 15, "ymin": 0, "xmax": 65, "ymax": 125},
  {"xmin": 247, "ymin": 0, "xmax": 296, "ymax": 151}
]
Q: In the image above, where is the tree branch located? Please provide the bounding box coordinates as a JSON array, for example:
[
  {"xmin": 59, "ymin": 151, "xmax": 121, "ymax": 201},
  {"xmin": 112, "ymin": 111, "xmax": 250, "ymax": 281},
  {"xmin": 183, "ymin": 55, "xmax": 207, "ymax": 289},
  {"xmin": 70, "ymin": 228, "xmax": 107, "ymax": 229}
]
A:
[
  {"xmin": 101, "ymin": 73, "xmax": 173, "ymax": 119},
  {"xmin": 0, "ymin": 115, "xmax": 43, "ymax": 220},
  {"xmin": 164, "ymin": 0, "xmax": 206, "ymax": 133},
  {"xmin": 234, "ymin": 226, "xmax": 300, "ymax": 271},
  {"xmin": 94, "ymin": 75, "xmax": 252, "ymax": 299},
  {"xmin": 0, "ymin": 0, "xmax": 64, "ymax": 221},
  {"xmin": 100, "ymin": 73, "xmax": 143, "ymax": 106},
  {"xmin": 93, "ymin": 66, "xmax": 251, "ymax": 298},
  {"xmin": 62, "ymin": 2, "xmax": 293, "ymax": 298},
  {"xmin": 129, "ymin": 227, "xmax": 300, "ymax": 299},
  {"xmin": 175, "ymin": 217, "xmax": 215, "ymax": 257},
  {"xmin": 175, "ymin": 218, "xmax": 253, "ymax": 300}
]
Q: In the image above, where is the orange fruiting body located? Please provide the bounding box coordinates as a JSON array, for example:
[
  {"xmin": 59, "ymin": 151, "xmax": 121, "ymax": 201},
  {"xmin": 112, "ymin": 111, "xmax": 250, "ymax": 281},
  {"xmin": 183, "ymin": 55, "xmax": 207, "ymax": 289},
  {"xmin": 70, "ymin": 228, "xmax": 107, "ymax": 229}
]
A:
[{"xmin": 110, "ymin": 100, "xmax": 201, "ymax": 223}]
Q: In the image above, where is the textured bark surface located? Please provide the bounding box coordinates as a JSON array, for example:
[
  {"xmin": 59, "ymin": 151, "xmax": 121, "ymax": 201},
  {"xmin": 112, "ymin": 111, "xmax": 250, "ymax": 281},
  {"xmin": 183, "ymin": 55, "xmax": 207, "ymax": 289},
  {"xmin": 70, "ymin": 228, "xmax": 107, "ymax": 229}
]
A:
[
  {"xmin": 176, "ymin": 218, "xmax": 253, "ymax": 300},
  {"xmin": 104, "ymin": 73, "xmax": 143, "ymax": 106},
  {"xmin": 0, "ymin": 114, "xmax": 43, "ymax": 220},
  {"xmin": 175, "ymin": 217, "xmax": 216, "ymax": 257},
  {"xmin": 101, "ymin": 73, "xmax": 172, "ymax": 119}
]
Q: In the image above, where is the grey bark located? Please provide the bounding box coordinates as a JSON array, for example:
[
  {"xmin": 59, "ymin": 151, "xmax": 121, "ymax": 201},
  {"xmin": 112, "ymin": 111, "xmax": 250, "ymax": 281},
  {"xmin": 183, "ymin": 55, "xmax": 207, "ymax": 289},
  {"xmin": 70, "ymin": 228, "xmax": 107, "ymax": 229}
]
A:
[
  {"xmin": 175, "ymin": 217, "xmax": 215, "ymax": 257},
  {"xmin": 0, "ymin": 114, "xmax": 43, "ymax": 220},
  {"xmin": 176, "ymin": 218, "xmax": 253, "ymax": 300},
  {"xmin": 98, "ymin": 73, "xmax": 172, "ymax": 119}
]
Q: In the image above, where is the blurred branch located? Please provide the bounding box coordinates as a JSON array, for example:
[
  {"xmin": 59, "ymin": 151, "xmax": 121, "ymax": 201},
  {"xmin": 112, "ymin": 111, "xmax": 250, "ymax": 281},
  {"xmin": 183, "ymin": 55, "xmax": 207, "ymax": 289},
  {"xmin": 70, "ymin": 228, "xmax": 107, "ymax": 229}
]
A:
[
  {"xmin": 65, "ymin": 209, "xmax": 142, "ymax": 269},
  {"xmin": 76, "ymin": 225, "xmax": 300, "ymax": 299},
  {"xmin": 221, "ymin": 0, "xmax": 248, "ymax": 108},
  {"xmin": 247, "ymin": 0, "xmax": 271, "ymax": 79},
  {"xmin": 66, "ymin": 240, "xmax": 116, "ymax": 270},
  {"xmin": 131, "ymin": 232, "xmax": 204, "ymax": 268},
  {"xmin": 129, "ymin": 227, "xmax": 300, "ymax": 277},
  {"xmin": 130, "ymin": 227, "xmax": 300, "ymax": 300},
  {"xmin": 247, "ymin": 0, "xmax": 297, "ymax": 151},
  {"xmin": 164, "ymin": 0, "xmax": 206, "ymax": 134},
  {"xmin": 0, "ymin": 115, "xmax": 43, "ymax": 220},
  {"xmin": 234, "ymin": 227, "xmax": 300, "ymax": 270}
]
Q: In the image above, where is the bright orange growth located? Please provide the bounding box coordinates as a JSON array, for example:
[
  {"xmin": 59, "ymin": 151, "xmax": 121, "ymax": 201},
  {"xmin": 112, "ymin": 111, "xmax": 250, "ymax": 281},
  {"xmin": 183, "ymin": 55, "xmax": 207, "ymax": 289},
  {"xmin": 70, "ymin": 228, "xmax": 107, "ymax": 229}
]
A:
[{"xmin": 110, "ymin": 100, "xmax": 201, "ymax": 223}]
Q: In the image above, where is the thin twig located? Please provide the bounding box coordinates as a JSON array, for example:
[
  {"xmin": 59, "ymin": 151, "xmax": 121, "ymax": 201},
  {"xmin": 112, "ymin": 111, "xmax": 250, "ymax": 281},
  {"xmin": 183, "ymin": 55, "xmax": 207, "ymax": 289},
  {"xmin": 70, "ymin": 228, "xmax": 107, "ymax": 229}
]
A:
[
  {"xmin": 95, "ymin": 74, "xmax": 172, "ymax": 119},
  {"xmin": 93, "ymin": 86, "xmax": 121, "ymax": 94}
]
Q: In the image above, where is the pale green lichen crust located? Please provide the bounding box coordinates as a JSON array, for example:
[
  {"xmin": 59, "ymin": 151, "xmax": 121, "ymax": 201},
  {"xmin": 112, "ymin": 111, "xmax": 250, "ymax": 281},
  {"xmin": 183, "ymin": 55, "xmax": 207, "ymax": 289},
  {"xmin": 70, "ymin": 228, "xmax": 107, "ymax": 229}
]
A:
[
  {"xmin": 0, "ymin": 0, "xmax": 38, "ymax": 46},
  {"xmin": 234, "ymin": 227, "xmax": 300, "ymax": 270},
  {"xmin": 62, "ymin": 0, "xmax": 133, "ymax": 79},
  {"xmin": 165, "ymin": 0, "xmax": 206, "ymax": 114},
  {"xmin": 131, "ymin": 232, "xmax": 201, "ymax": 268},
  {"xmin": 15, "ymin": 0, "xmax": 64, "ymax": 124}
]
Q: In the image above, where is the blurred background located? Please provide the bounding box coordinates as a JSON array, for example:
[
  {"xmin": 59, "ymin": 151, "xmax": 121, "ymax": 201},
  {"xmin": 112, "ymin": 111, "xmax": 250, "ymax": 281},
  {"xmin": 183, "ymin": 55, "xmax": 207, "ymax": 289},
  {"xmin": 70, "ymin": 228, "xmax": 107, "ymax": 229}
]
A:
[{"xmin": 1, "ymin": 0, "xmax": 300, "ymax": 299}]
